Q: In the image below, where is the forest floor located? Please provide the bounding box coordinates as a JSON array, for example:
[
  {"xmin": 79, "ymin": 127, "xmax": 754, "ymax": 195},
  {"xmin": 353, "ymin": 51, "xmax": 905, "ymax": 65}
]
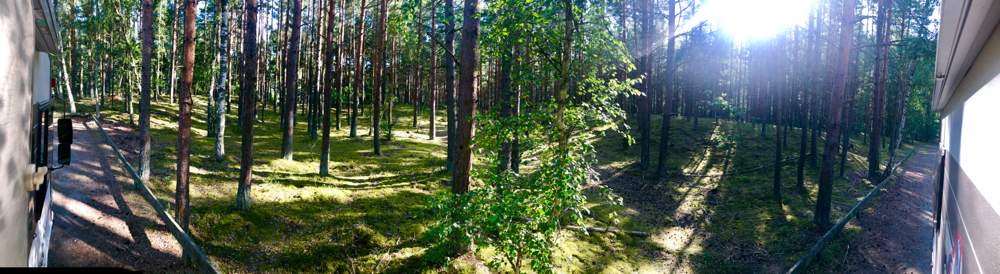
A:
[
  {"xmin": 580, "ymin": 114, "xmax": 918, "ymax": 273},
  {"xmin": 62, "ymin": 96, "xmax": 920, "ymax": 273}
]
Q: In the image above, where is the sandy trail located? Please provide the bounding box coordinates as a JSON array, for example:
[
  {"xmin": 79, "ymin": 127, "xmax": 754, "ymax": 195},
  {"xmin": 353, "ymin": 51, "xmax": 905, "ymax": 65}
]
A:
[{"xmin": 48, "ymin": 117, "xmax": 184, "ymax": 272}]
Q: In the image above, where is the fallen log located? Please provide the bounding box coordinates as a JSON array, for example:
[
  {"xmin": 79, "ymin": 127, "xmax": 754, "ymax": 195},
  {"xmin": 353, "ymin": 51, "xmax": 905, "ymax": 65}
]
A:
[{"xmin": 563, "ymin": 225, "xmax": 649, "ymax": 237}]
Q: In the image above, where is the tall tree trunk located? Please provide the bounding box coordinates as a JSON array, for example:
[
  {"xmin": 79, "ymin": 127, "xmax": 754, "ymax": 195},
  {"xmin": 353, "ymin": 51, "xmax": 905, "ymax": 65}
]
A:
[
  {"xmin": 882, "ymin": 63, "xmax": 913, "ymax": 180},
  {"xmin": 444, "ymin": 0, "xmax": 457, "ymax": 171},
  {"xmin": 336, "ymin": 2, "xmax": 347, "ymax": 131},
  {"xmin": 372, "ymin": 0, "xmax": 389, "ymax": 155},
  {"xmin": 169, "ymin": 0, "xmax": 181, "ymax": 104},
  {"xmin": 815, "ymin": 0, "xmax": 853, "ymax": 227},
  {"xmin": 322, "ymin": 0, "xmax": 341, "ymax": 174},
  {"xmin": 350, "ymin": 0, "xmax": 368, "ymax": 138},
  {"xmin": 413, "ymin": 1, "xmax": 423, "ymax": 129},
  {"xmin": 810, "ymin": 2, "xmax": 824, "ymax": 168},
  {"xmin": 138, "ymin": 0, "xmax": 153, "ymax": 181},
  {"xmin": 451, "ymin": 0, "xmax": 481, "ymax": 254},
  {"xmin": 773, "ymin": 41, "xmax": 783, "ymax": 201},
  {"xmin": 656, "ymin": 0, "xmax": 676, "ymax": 177},
  {"xmin": 281, "ymin": 0, "xmax": 303, "ymax": 160},
  {"xmin": 868, "ymin": 0, "xmax": 890, "ymax": 182},
  {"xmin": 638, "ymin": 0, "xmax": 652, "ymax": 171},
  {"xmin": 213, "ymin": 0, "xmax": 231, "ymax": 162},
  {"xmin": 176, "ymin": 0, "xmax": 199, "ymax": 264},
  {"xmin": 497, "ymin": 39, "xmax": 513, "ymax": 171},
  {"xmin": 428, "ymin": 0, "xmax": 437, "ymax": 141},
  {"xmin": 59, "ymin": 56, "xmax": 78, "ymax": 113},
  {"xmin": 797, "ymin": 4, "xmax": 816, "ymax": 190},
  {"xmin": 237, "ymin": 0, "xmax": 258, "ymax": 211}
]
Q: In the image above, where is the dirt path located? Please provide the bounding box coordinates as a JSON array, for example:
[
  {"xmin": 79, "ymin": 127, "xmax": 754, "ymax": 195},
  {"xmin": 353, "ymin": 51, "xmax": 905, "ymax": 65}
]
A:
[
  {"xmin": 834, "ymin": 144, "xmax": 937, "ymax": 273},
  {"xmin": 48, "ymin": 117, "xmax": 184, "ymax": 272}
]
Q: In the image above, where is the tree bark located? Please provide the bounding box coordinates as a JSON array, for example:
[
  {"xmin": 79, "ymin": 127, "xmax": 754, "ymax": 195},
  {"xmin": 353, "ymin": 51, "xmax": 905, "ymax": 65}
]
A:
[
  {"xmin": 868, "ymin": 0, "xmax": 890, "ymax": 182},
  {"xmin": 169, "ymin": 0, "xmax": 181, "ymax": 104},
  {"xmin": 213, "ymin": 0, "xmax": 231, "ymax": 162},
  {"xmin": 656, "ymin": 0, "xmax": 676, "ymax": 177},
  {"xmin": 336, "ymin": 2, "xmax": 347, "ymax": 131},
  {"xmin": 280, "ymin": 0, "xmax": 303, "ymax": 160},
  {"xmin": 453, "ymin": 0, "xmax": 480, "ymax": 198},
  {"xmin": 797, "ymin": 4, "xmax": 817, "ymax": 190},
  {"xmin": 138, "ymin": 0, "xmax": 153, "ymax": 182},
  {"xmin": 428, "ymin": 0, "xmax": 438, "ymax": 141},
  {"xmin": 497, "ymin": 39, "xmax": 514, "ymax": 171},
  {"xmin": 350, "ymin": 0, "xmax": 368, "ymax": 138},
  {"xmin": 237, "ymin": 0, "xmax": 258, "ymax": 211},
  {"xmin": 372, "ymin": 0, "xmax": 389, "ymax": 155},
  {"xmin": 773, "ymin": 41, "xmax": 783, "ymax": 201},
  {"xmin": 815, "ymin": 0, "xmax": 853, "ymax": 227},
  {"xmin": 176, "ymin": 0, "xmax": 199, "ymax": 264},
  {"xmin": 322, "ymin": 0, "xmax": 342, "ymax": 174},
  {"xmin": 444, "ymin": 0, "xmax": 457, "ymax": 171},
  {"xmin": 638, "ymin": 0, "xmax": 652, "ymax": 171}
]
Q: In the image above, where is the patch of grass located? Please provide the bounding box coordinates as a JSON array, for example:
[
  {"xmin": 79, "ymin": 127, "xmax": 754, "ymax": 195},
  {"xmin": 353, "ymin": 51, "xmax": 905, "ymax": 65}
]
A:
[{"xmin": 81, "ymin": 95, "xmax": 456, "ymax": 273}]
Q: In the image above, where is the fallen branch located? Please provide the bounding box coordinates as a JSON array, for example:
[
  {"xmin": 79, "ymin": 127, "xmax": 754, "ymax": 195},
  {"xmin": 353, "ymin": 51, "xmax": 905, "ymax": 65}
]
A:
[{"xmin": 563, "ymin": 225, "xmax": 649, "ymax": 237}]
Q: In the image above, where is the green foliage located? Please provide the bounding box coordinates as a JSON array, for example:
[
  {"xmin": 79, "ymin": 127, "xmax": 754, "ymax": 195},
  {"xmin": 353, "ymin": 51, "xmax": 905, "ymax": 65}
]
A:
[{"xmin": 422, "ymin": 0, "xmax": 640, "ymax": 272}]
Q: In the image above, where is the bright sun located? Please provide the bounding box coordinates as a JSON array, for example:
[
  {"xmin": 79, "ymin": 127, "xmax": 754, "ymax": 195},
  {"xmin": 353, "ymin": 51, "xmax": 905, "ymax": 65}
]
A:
[{"xmin": 696, "ymin": 0, "xmax": 815, "ymax": 40}]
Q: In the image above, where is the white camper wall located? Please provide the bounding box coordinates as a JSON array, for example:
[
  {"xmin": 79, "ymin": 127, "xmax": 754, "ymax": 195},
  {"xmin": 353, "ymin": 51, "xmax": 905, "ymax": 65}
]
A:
[
  {"xmin": 0, "ymin": 0, "xmax": 38, "ymax": 267},
  {"xmin": 33, "ymin": 53, "xmax": 50, "ymax": 104},
  {"xmin": 941, "ymin": 22, "xmax": 1000, "ymax": 212}
]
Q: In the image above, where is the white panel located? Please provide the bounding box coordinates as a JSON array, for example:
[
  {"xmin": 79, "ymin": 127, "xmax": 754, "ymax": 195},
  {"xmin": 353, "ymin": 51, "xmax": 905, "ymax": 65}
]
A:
[
  {"xmin": 32, "ymin": 52, "xmax": 49, "ymax": 103},
  {"xmin": 944, "ymin": 21, "xmax": 1000, "ymax": 215},
  {"xmin": 0, "ymin": 0, "xmax": 37, "ymax": 267}
]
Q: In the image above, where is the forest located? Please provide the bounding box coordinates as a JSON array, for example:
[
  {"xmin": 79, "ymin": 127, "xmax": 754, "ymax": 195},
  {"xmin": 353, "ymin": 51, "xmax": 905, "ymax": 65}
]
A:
[{"xmin": 51, "ymin": 0, "xmax": 940, "ymax": 272}]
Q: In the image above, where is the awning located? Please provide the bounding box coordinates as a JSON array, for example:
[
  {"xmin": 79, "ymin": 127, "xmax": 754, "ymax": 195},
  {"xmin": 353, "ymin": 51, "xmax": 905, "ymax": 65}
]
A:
[{"xmin": 31, "ymin": 0, "xmax": 61, "ymax": 54}]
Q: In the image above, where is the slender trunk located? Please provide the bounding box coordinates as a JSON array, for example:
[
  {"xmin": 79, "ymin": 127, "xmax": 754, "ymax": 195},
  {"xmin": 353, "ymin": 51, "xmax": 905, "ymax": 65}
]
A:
[
  {"xmin": 453, "ymin": 0, "xmax": 480, "ymax": 197},
  {"xmin": 336, "ymin": 3, "xmax": 346, "ymax": 131},
  {"xmin": 237, "ymin": 0, "xmax": 258, "ymax": 211},
  {"xmin": 773, "ymin": 42, "xmax": 783, "ymax": 200},
  {"xmin": 638, "ymin": 0, "xmax": 652, "ymax": 171},
  {"xmin": 138, "ymin": 0, "xmax": 153, "ymax": 181},
  {"xmin": 497, "ymin": 39, "xmax": 513, "ymax": 171},
  {"xmin": 59, "ymin": 56, "xmax": 78, "ymax": 113},
  {"xmin": 373, "ymin": 0, "xmax": 389, "ymax": 155},
  {"xmin": 428, "ymin": 0, "xmax": 437, "ymax": 141},
  {"xmin": 176, "ymin": 0, "xmax": 199, "ymax": 264},
  {"xmin": 444, "ymin": 0, "xmax": 457, "ymax": 171},
  {"xmin": 451, "ymin": 0, "xmax": 481, "ymax": 255},
  {"xmin": 810, "ymin": 2, "xmax": 824, "ymax": 168},
  {"xmin": 169, "ymin": 0, "xmax": 181, "ymax": 104},
  {"xmin": 350, "ymin": 0, "xmax": 368, "ymax": 137},
  {"xmin": 413, "ymin": 3, "xmax": 423, "ymax": 129},
  {"xmin": 280, "ymin": 0, "xmax": 303, "ymax": 160},
  {"xmin": 815, "ymin": 0, "xmax": 853, "ymax": 227},
  {"xmin": 657, "ymin": 0, "xmax": 675, "ymax": 177},
  {"xmin": 213, "ymin": 0, "xmax": 231, "ymax": 161},
  {"xmin": 882, "ymin": 63, "xmax": 913, "ymax": 179},
  {"xmin": 797, "ymin": 4, "xmax": 816, "ymax": 189},
  {"xmin": 322, "ymin": 0, "xmax": 341, "ymax": 174},
  {"xmin": 868, "ymin": 0, "xmax": 890, "ymax": 182}
]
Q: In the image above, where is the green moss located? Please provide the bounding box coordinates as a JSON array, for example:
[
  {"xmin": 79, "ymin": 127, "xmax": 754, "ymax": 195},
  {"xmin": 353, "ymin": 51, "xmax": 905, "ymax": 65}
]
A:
[{"xmin": 353, "ymin": 224, "xmax": 389, "ymax": 247}]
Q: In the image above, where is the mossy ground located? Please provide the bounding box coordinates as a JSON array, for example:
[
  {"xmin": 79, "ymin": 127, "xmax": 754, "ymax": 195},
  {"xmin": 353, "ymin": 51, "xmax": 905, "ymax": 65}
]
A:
[{"xmin": 66, "ymin": 96, "xmax": 915, "ymax": 273}]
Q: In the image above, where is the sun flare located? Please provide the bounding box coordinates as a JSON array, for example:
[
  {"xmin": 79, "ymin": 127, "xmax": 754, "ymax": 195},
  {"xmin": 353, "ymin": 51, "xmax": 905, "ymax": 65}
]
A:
[{"xmin": 697, "ymin": 0, "xmax": 815, "ymax": 39}]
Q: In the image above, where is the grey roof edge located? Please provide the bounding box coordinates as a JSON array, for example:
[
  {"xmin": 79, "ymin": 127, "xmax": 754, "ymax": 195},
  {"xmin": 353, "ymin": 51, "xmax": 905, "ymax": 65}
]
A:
[{"xmin": 932, "ymin": 0, "xmax": 1000, "ymax": 112}]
